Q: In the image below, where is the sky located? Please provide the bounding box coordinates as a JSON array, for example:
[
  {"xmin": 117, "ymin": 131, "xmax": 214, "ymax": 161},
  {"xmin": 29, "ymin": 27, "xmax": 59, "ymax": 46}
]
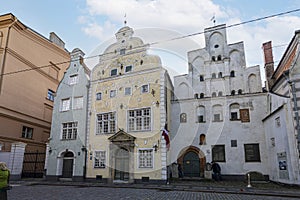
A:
[{"xmin": 1, "ymin": 0, "xmax": 300, "ymax": 82}]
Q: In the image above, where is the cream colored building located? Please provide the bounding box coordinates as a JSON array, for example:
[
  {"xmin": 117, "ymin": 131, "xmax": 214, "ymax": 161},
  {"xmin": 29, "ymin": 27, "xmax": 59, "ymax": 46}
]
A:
[{"xmin": 86, "ymin": 26, "xmax": 173, "ymax": 183}]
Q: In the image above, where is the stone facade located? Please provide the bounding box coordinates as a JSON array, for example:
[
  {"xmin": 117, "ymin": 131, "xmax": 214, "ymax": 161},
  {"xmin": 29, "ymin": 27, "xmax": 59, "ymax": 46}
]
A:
[
  {"xmin": 46, "ymin": 48, "xmax": 90, "ymax": 181},
  {"xmin": 86, "ymin": 26, "xmax": 173, "ymax": 183},
  {"xmin": 171, "ymin": 24, "xmax": 268, "ymax": 180}
]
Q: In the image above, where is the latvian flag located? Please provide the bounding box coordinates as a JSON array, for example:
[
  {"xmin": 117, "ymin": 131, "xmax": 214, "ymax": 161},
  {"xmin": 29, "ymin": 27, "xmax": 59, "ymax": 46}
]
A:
[{"xmin": 162, "ymin": 128, "xmax": 170, "ymax": 151}]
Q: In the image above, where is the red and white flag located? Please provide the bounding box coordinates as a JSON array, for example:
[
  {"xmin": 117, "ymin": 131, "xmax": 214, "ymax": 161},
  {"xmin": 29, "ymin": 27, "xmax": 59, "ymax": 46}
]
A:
[{"xmin": 162, "ymin": 128, "xmax": 170, "ymax": 151}]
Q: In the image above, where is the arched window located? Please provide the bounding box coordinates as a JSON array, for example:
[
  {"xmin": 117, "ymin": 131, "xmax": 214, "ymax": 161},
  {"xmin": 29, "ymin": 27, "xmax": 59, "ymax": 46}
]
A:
[
  {"xmin": 212, "ymin": 105, "xmax": 223, "ymax": 122},
  {"xmin": 197, "ymin": 106, "xmax": 205, "ymax": 123},
  {"xmin": 212, "ymin": 56, "xmax": 216, "ymax": 61},
  {"xmin": 180, "ymin": 113, "xmax": 187, "ymax": 123},
  {"xmin": 199, "ymin": 134, "xmax": 206, "ymax": 145},
  {"xmin": 194, "ymin": 93, "xmax": 199, "ymax": 99},
  {"xmin": 218, "ymin": 72, "xmax": 222, "ymax": 78},
  {"xmin": 212, "ymin": 73, "xmax": 216, "ymax": 79},
  {"xmin": 217, "ymin": 55, "xmax": 222, "ymax": 61},
  {"xmin": 218, "ymin": 91, "xmax": 223, "ymax": 96},
  {"xmin": 238, "ymin": 89, "xmax": 242, "ymax": 95},
  {"xmin": 230, "ymin": 70, "xmax": 235, "ymax": 77},
  {"xmin": 200, "ymin": 93, "xmax": 204, "ymax": 98},
  {"xmin": 212, "ymin": 92, "xmax": 216, "ymax": 97},
  {"xmin": 230, "ymin": 103, "xmax": 240, "ymax": 120},
  {"xmin": 231, "ymin": 90, "xmax": 235, "ymax": 96}
]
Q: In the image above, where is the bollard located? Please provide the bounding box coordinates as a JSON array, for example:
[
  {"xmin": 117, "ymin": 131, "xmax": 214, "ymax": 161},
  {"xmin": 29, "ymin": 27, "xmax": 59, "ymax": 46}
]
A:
[{"xmin": 246, "ymin": 173, "xmax": 252, "ymax": 188}]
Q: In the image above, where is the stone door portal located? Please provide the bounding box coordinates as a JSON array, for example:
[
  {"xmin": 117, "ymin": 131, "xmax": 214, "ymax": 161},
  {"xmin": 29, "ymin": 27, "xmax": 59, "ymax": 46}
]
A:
[
  {"xmin": 183, "ymin": 151, "xmax": 200, "ymax": 177},
  {"xmin": 114, "ymin": 148, "xmax": 129, "ymax": 181},
  {"xmin": 62, "ymin": 152, "xmax": 74, "ymax": 178}
]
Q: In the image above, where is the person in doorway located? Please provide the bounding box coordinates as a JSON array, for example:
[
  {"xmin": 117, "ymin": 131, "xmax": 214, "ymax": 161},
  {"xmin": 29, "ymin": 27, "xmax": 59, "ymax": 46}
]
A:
[
  {"xmin": 211, "ymin": 161, "xmax": 222, "ymax": 181},
  {"xmin": 0, "ymin": 162, "xmax": 10, "ymax": 200}
]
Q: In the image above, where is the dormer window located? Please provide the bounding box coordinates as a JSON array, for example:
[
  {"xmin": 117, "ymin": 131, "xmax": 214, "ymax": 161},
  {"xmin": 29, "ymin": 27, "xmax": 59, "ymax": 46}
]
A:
[{"xmin": 110, "ymin": 69, "xmax": 117, "ymax": 76}]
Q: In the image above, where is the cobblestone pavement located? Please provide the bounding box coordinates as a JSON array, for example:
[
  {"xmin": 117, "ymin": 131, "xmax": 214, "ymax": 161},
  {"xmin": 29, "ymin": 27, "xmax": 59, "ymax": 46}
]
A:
[{"xmin": 7, "ymin": 185, "xmax": 300, "ymax": 200}]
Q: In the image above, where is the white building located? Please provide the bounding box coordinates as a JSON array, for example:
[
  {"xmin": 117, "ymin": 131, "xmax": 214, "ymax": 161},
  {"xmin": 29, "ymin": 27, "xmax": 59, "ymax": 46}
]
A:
[{"xmin": 171, "ymin": 24, "xmax": 268, "ymax": 180}]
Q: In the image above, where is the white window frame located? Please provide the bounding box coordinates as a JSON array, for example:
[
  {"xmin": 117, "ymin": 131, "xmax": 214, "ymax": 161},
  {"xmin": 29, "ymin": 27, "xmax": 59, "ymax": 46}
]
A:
[
  {"xmin": 61, "ymin": 98, "xmax": 70, "ymax": 112},
  {"xmin": 69, "ymin": 74, "xmax": 79, "ymax": 85},
  {"xmin": 110, "ymin": 69, "xmax": 117, "ymax": 76},
  {"xmin": 124, "ymin": 87, "xmax": 132, "ymax": 96},
  {"xmin": 138, "ymin": 148, "xmax": 154, "ymax": 168},
  {"xmin": 47, "ymin": 89, "xmax": 55, "ymax": 101},
  {"xmin": 61, "ymin": 122, "xmax": 78, "ymax": 140},
  {"xmin": 94, "ymin": 151, "xmax": 106, "ymax": 168},
  {"xmin": 22, "ymin": 126, "xmax": 33, "ymax": 139},
  {"xmin": 73, "ymin": 96, "xmax": 83, "ymax": 110},
  {"xmin": 96, "ymin": 112, "xmax": 116, "ymax": 134},
  {"xmin": 96, "ymin": 92, "xmax": 102, "ymax": 100},
  {"xmin": 110, "ymin": 90, "xmax": 117, "ymax": 98},
  {"xmin": 128, "ymin": 108, "xmax": 151, "ymax": 132},
  {"xmin": 125, "ymin": 65, "xmax": 132, "ymax": 73},
  {"xmin": 141, "ymin": 84, "xmax": 149, "ymax": 94}
]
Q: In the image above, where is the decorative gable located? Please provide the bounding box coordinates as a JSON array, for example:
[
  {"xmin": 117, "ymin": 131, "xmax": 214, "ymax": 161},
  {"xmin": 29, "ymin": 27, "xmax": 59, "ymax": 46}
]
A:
[{"xmin": 108, "ymin": 129, "xmax": 136, "ymax": 142}]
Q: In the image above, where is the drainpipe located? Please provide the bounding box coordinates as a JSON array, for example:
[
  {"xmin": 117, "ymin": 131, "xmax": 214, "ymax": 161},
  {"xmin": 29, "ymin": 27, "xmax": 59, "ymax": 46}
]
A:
[{"xmin": 0, "ymin": 15, "xmax": 17, "ymax": 94}]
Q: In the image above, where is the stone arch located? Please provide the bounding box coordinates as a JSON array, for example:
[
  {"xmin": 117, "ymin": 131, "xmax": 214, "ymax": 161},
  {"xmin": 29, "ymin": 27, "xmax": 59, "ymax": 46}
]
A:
[
  {"xmin": 177, "ymin": 146, "xmax": 206, "ymax": 178},
  {"xmin": 59, "ymin": 150, "xmax": 75, "ymax": 178},
  {"xmin": 229, "ymin": 50, "xmax": 241, "ymax": 70},
  {"xmin": 248, "ymin": 74, "xmax": 257, "ymax": 93},
  {"xmin": 178, "ymin": 82, "xmax": 189, "ymax": 99}
]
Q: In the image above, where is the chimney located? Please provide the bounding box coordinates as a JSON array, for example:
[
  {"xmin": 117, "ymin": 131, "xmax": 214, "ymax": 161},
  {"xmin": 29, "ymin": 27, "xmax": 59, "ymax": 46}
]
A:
[
  {"xmin": 262, "ymin": 41, "xmax": 274, "ymax": 90},
  {"xmin": 49, "ymin": 32, "xmax": 65, "ymax": 49}
]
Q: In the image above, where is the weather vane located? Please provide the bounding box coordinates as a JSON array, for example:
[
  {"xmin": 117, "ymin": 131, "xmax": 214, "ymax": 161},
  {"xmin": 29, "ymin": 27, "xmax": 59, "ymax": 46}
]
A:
[
  {"xmin": 211, "ymin": 14, "xmax": 216, "ymax": 26},
  {"xmin": 124, "ymin": 13, "xmax": 127, "ymax": 26}
]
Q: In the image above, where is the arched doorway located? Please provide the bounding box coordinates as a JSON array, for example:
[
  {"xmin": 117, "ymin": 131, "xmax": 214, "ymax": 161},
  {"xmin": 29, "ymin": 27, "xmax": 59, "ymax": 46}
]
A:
[
  {"xmin": 114, "ymin": 148, "xmax": 129, "ymax": 181},
  {"xmin": 177, "ymin": 146, "xmax": 206, "ymax": 178},
  {"xmin": 183, "ymin": 151, "xmax": 200, "ymax": 177},
  {"xmin": 62, "ymin": 151, "xmax": 74, "ymax": 178}
]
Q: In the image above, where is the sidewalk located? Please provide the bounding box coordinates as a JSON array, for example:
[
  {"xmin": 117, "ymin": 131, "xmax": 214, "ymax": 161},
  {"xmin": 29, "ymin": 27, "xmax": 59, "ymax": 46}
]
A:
[{"xmin": 10, "ymin": 179, "xmax": 300, "ymax": 199}]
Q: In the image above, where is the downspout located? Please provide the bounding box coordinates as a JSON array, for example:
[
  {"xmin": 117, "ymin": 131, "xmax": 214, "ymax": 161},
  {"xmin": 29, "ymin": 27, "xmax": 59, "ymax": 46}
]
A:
[
  {"xmin": 83, "ymin": 80, "xmax": 90, "ymax": 180},
  {"xmin": 0, "ymin": 16, "xmax": 17, "ymax": 94}
]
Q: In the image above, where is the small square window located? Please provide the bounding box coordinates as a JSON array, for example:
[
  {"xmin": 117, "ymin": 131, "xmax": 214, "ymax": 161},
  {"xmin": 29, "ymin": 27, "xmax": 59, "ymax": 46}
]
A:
[
  {"xmin": 61, "ymin": 98, "xmax": 70, "ymax": 112},
  {"xmin": 198, "ymin": 116, "xmax": 204, "ymax": 123},
  {"xmin": 69, "ymin": 74, "xmax": 78, "ymax": 85},
  {"xmin": 125, "ymin": 87, "xmax": 131, "ymax": 95},
  {"xmin": 110, "ymin": 90, "xmax": 116, "ymax": 98},
  {"xmin": 214, "ymin": 114, "xmax": 221, "ymax": 122},
  {"xmin": 244, "ymin": 144, "xmax": 261, "ymax": 162},
  {"xmin": 125, "ymin": 65, "xmax": 132, "ymax": 73},
  {"xmin": 200, "ymin": 75, "xmax": 204, "ymax": 82},
  {"xmin": 231, "ymin": 140, "xmax": 237, "ymax": 147},
  {"xmin": 110, "ymin": 69, "xmax": 117, "ymax": 76},
  {"xmin": 120, "ymin": 49, "xmax": 126, "ymax": 55},
  {"xmin": 96, "ymin": 92, "xmax": 102, "ymax": 100},
  {"xmin": 231, "ymin": 112, "xmax": 238, "ymax": 120},
  {"xmin": 212, "ymin": 145, "xmax": 225, "ymax": 162},
  {"xmin": 73, "ymin": 97, "xmax": 83, "ymax": 109},
  {"xmin": 141, "ymin": 84, "xmax": 149, "ymax": 93}
]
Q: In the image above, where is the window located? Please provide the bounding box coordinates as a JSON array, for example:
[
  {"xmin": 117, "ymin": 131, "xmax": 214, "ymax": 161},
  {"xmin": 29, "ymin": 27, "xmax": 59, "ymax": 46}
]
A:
[
  {"xmin": 230, "ymin": 70, "xmax": 235, "ymax": 77},
  {"xmin": 238, "ymin": 89, "xmax": 243, "ymax": 95},
  {"xmin": 61, "ymin": 98, "xmax": 70, "ymax": 112},
  {"xmin": 180, "ymin": 113, "xmax": 187, "ymax": 123},
  {"xmin": 69, "ymin": 74, "xmax": 78, "ymax": 85},
  {"xmin": 128, "ymin": 108, "xmax": 151, "ymax": 131},
  {"xmin": 214, "ymin": 114, "xmax": 221, "ymax": 122},
  {"xmin": 197, "ymin": 106, "xmax": 205, "ymax": 123},
  {"xmin": 200, "ymin": 93, "xmax": 204, "ymax": 98},
  {"xmin": 120, "ymin": 48, "xmax": 126, "ymax": 55},
  {"xmin": 212, "ymin": 92, "xmax": 216, "ymax": 97},
  {"xmin": 139, "ymin": 149, "xmax": 153, "ymax": 168},
  {"xmin": 230, "ymin": 103, "xmax": 240, "ymax": 121},
  {"xmin": 141, "ymin": 84, "xmax": 149, "ymax": 93},
  {"xmin": 212, "ymin": 145, "xmax": 225, "ymax": 162},
  {"xmin": 244, "ymin": 144, "xmax": 261, "ymax": 162},
  {"xmin": 110, "ymin": 90, "xmax": 116, "ymax": 98},
  {"xmin": 199, "ymin": 75, "xmax": 204, "ymax": 82},
  {"xmin": 199, "ymin": 134, "xmax": 206, "ymax": 145},
  {"xmin": 218, "ymin": 91, "xmax": 223, "ymax": 96},
  {"xmin": 231, "ymin": 140, "xmax": 237, "ymax": 147},
  {"xmin": 94, "ymin": 151, "xmax": 106, "ymax": 168},
  {"xmin": 47, "ymin": 89, "xmax": 55, "ymax": 101},
  {"xmin": 73, "ymin": 96, "xmax": 83, "ymax": 109},
  {"xmin": 110, "ymin": 69, "xmax": 117, "ymax": 76},
  {"xmin": 240, "ymin": 109, "xmax": 250, "ymax": 122},
  {"xmin": 96, "ymin": 112, "xmax": 116, "ymax": 134},
  {"xmin": 217, "ymin": 55, "xmax": 222, "ymax": 61},
  {"xmin": 125, "ymin": 65, "xmax": 132, "ymax": 73},
  {"xmin": 62, "ymin": 122, "xmax": 78, "ymax": 140},
  {"xmin": 218, "ymin": 72, "xmax": 222, "ymax": 78},
  {"xmin": 194, "ymin": 94, "xmax": 199, "ymax": 99},
  {"xmin": 212, "ymin": 105, "xmax": 223, "ymax": 122},
  {"xmin": 231, "ymin": 90, "xmax": 235, "ymax": 96},
  {"xmin": 212, "ymin": 56, "xmax": 216, "ymax": 61},
  {"xmin": 96, "ymin": 92, "xmax": 102, "ymax": 100},
  {"xmin": 22, "ymin": 126, "xmax": 33, "ymax": 139},
  {"xmin": 275, "ymin": 117, "xmax": 281, "ymax": 127},
  {"xmin": 212, "ymin": 73, "xmax": 216, "ymax": 79},
  {"xmin": 125, "ymin": 87, "xmax": 131, "ymax": 96}
]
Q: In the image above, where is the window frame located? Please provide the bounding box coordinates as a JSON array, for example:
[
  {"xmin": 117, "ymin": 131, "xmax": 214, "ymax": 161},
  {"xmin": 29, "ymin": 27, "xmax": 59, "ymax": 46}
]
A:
[
  {"xmin": 244, "ymin": 143, "xmax": 261, "ymax": 162},
  {"xmin": 125, "ymin": 65, "xmax": 133, "ymax": 73},
  {"xmin": 47, "ymin": 89, "xmax": 55, "ymax": 101},
  {"xmin": 61, "ymin": 122, "xmax": 78, "ymax": 140},
  {"xmin": 110, "ymin": 90, "xmax": 117, "ymax": 98},
  {"xmin": 180, "ymin": 113, "xmax": 187, "ymax": 123},
  {"xmin": 60, "ymin": 98, "xmax": 71, "ymax": 112},
  {"xmin": 22, "ymin": 126, "xmax": 33, "ymax": 139},
  {"xmin": 128, "ymin": 108, "xmax": 151, "ymax": 132},
  {"xmin": 73, "ymin": 96, "xmax": 83, "ymax": 110},
  {"xmin": 124, "ymin": 87, "xmax": 132, "ymax": 96},
  {"xmin": 96, "ymin": 112, "xmax": 116, "ymax": 134},
  {"xmin": 69, "ymin": 74, "xmax": 79, "ymax": 85},
  {"xmin": 110, "ymin": 69, "xmax": 118, "ymax": 76},
  {"xmin": 141, "ymin": 84, "xmax": 149, "ymax": 94},
  {"xmin": 212, "ymin": 145, "xmax": 226, "ymax": 162},
  {"xmin": 138, "ymin": 148, "xmax": 154, "ymax": 168},
  {"xmin": 96, "ymin": 92, "xmax": 102, "ymax": 100},
  {"xmin": 94, "ymin": 151, "xmax": 106, "ymax": 168}
]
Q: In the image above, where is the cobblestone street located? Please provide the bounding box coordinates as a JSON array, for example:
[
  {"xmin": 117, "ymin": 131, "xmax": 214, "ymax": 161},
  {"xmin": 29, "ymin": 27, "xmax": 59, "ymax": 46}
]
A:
[{"xmin": 7, "ymin": 184, "xmax": 300, "ymax": 200}]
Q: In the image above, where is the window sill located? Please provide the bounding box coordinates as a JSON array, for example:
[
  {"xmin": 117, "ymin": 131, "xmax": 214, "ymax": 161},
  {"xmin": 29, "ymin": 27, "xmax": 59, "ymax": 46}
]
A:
[
  {"xmin": 230, "ymin": 119, "xmax": 240, "ymax": 121},
  {"xmin": 197, "ymin": 121, "xmax": 206, "ymax": 123},
  {"xmin": 212, "ymin": 120, "xmax": 223, "ymax": 122}
]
